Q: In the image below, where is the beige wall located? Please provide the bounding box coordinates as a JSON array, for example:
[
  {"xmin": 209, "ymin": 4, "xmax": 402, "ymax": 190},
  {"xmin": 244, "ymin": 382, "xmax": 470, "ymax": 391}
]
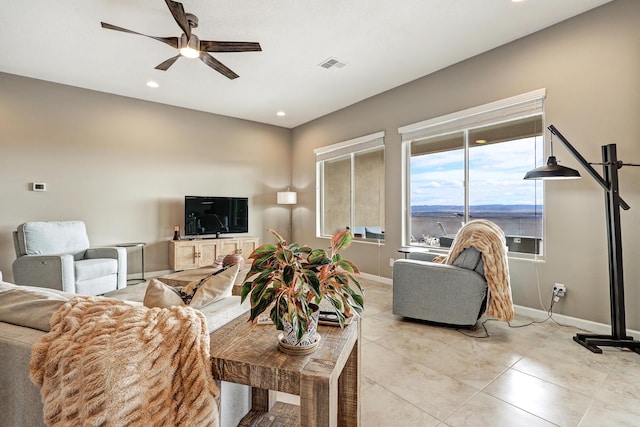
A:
[
  {"xmin": 291, "ymin": 0, "xmax": 640, "ymax": 327},
  {"xmin": 0, "ymin": 73, "xmax": 292, "ymax": 279}
]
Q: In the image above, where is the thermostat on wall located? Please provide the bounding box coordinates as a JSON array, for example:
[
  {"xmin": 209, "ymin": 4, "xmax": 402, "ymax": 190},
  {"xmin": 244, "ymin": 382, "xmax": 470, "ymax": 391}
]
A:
[{"xmin": 31, "ymin": 182, "xmax": 47, "ymax": 192}]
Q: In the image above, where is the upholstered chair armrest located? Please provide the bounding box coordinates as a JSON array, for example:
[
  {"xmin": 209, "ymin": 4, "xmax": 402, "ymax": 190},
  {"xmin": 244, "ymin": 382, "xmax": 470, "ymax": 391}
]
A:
[
  {"xmin": 12, "ymin": 254, "xmax": 76, "ymax": 293},
  {"xmin": 392, "ymin": 259, "xmax": 487, "ymax": 326},
  {"xmin": 85, "ymin": 247, "xmax": 128, "ymax": 289},
  {"xmin": 85, "ymin": 247, "xmax": 125, "ymax": 260},
  {"xmin": 407, "ymin": 251, "xmax": 440, "ymax": 262}
]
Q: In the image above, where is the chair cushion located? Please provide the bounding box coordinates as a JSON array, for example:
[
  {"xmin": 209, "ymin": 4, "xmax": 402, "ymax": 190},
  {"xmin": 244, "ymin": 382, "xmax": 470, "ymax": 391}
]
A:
[
  {"xmin": 75, "ymin": 258, "xmax": 118, "ymax": 281},
  {"xmin": 17, "ymin": 221, "xmax": 90, "ymax": 258},
  {"xmin": 352, "ymin": 226, "xmax": 366, "ymax": 236},
  {"xmin": 452, "ymin": 247, "xmax": 485, "ymax": 277}
]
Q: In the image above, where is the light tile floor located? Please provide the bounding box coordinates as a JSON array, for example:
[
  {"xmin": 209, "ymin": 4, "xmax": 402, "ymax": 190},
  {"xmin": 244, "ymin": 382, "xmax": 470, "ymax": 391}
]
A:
[{"xmin": 360, "ymin": 279, "xmax": 640, "ymax": 427}]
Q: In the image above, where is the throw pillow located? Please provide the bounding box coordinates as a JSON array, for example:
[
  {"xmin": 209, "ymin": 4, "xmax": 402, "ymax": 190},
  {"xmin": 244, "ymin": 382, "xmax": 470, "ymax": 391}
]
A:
[{"xmin": 144, "ymin": 264, "xmax": 239, "ymax": 309}]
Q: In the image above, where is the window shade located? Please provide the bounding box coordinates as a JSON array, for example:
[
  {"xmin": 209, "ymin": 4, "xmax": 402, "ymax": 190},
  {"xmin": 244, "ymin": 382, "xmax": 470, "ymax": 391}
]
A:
[
  {"xmin": 315, "ymin": 131, "xmax": 385, "ymax": 162},
  {"xmin": 398, "ymin": 89, "xmax": 545, "ymax": 143}
]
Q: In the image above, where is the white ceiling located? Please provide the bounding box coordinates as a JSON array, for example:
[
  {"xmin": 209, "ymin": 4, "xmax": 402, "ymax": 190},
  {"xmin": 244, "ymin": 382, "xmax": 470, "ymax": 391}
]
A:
[{"xmin": 0, "ymin": 0, "xmax": 611, "ymax": 128}]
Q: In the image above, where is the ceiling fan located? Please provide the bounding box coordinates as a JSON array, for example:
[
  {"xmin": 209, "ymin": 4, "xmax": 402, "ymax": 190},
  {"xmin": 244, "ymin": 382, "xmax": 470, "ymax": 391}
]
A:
[{"xmin": 101, "ymin": 0, "xmax": 261, "ymax": 79}]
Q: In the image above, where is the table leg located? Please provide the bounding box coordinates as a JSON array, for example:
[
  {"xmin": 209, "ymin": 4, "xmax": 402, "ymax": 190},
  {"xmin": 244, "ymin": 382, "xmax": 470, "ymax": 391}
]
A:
[
  {"xmin": 338, "ymin": 336, "xmax": 360, "ymax": 426},
  {"xmin": 300, "ymin": 367, "xmax": 337, "ymax": 427},
  {"xmin": 140, "ymin": 244, "xmax": 145, "ymax": 280},
  {"xmin": 251, "ymin": 388, "xmax": 276, "ymax": 412}
]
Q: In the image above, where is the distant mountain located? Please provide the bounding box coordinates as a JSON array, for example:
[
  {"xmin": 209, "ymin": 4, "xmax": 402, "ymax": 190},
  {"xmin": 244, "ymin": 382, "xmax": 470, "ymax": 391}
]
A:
[{"xmin": 411, "ymin": 204, "xmax": 542, "ymax": 218}]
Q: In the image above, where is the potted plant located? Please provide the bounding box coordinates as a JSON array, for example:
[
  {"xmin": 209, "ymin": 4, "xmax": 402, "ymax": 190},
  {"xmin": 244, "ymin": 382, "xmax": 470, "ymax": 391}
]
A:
[{"xmin": 241, "ymin": 229, "xmax": 364, "ymax": 354}]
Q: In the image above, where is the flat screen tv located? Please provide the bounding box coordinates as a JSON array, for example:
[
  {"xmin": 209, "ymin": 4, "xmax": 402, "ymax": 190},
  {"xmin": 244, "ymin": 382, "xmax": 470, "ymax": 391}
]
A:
[{"xmin": 185, "ymin": 196, "xmax": 249, "ymax": 236}]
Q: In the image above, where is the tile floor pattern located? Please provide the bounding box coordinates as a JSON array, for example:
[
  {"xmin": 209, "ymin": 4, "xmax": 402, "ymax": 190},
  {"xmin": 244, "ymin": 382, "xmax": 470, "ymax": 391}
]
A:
[{"xmin": 359, "ymin": 279, "xmax": 640, "ymax": 427}]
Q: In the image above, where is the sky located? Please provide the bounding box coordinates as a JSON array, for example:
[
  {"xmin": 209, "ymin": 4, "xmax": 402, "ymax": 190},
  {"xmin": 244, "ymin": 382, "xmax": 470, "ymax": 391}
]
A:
[{"xmin": 410, "ymin": 137, "xmax": 544, "ymax": 206}]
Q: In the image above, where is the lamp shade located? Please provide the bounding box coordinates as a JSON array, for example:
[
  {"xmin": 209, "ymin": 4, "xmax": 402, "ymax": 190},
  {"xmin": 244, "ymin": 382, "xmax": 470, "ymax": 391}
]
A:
[
  {"xmin": 524, "ymin": 156, "xmax": 581, "ymax": 180},
  {"xmin": 277, "ymin": 191, "xmax": 297, "ymax": 205}
]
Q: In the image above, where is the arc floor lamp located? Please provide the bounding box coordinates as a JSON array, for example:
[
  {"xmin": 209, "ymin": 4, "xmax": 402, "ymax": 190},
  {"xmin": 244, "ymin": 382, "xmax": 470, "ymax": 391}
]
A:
[{"xmin": 524, "ymin": 125, "xmax": 640, "ymax": 354}]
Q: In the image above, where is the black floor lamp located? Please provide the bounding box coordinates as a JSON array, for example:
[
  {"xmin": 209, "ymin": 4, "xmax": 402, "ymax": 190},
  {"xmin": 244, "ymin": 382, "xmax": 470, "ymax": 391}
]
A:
[{"xmin": 524, "ymin": 125, "xmax": 640, "ymax": 354}]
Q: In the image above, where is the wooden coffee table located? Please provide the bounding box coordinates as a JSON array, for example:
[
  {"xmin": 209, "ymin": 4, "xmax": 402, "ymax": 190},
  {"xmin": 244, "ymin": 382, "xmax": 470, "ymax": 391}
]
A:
[{"xmin": 209, "ymin": 315, "xmax": 360, "ymax": 426}]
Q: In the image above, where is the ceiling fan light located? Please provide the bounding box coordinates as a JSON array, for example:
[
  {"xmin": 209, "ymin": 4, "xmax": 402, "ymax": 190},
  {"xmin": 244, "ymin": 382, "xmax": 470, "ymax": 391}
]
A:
[
  {"xmin": 179, "ymin": 46, "xmax": 199, "ymax": 58},
  {"xmin": 179, "ymin": 33, "xmax": 200, "ymax": 58}
]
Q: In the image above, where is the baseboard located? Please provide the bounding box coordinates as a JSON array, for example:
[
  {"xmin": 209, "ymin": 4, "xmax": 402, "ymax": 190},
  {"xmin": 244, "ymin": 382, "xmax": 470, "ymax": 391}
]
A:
[
  {"xmin": 359, "ymin": 272, "xmax": 392, "ymax": 286},
  {"xmin": 514, "ymin": 304, "xmax": 640, "ymax": 341}
]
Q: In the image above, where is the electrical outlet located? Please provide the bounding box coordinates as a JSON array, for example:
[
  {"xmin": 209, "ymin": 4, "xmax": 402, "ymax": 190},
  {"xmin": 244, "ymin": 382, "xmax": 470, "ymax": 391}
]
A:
[
  {"xmin": 389, "ymin": 258, "xmax": 395, "ymax": 267},
  {"xmin": 553, "ymin": 283, "xmax": 567, "ymax": 298}
]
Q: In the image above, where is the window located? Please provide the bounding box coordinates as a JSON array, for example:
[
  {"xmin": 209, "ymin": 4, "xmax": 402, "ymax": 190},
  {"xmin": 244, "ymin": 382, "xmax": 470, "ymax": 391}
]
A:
[
  {"xmin": 316, "ymin": 132, "xmax": 385, "ymax": 241},
  {"xmin": 399, "ymin": 90, "xmax": 545, "ymax": 255}
]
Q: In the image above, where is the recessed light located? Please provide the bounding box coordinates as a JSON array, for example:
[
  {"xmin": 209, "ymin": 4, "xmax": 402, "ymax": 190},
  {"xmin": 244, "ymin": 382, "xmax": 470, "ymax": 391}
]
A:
[
  {"xmin": 475, "ymin": 139, "xmax": 487, "ymax": 144},
  {"xmin": 146, "ymin": 81, "xmax": 159, "ymax": 88},
  {"xmin": 276, "ymin": 111, "xmax": 286, "ymax": 117}
]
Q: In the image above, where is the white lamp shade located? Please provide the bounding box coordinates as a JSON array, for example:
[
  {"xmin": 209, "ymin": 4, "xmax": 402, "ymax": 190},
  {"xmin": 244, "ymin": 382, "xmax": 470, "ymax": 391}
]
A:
[{"xmin": 277, "ymin": 191, "xmax": 297, "ymax": 205}]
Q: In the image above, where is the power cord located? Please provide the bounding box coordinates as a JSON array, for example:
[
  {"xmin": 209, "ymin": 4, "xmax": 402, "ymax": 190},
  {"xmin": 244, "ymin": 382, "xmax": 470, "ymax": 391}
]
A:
[{"xmin": 457, "ymin": 288, "xmax": 589, "ymax": 339}]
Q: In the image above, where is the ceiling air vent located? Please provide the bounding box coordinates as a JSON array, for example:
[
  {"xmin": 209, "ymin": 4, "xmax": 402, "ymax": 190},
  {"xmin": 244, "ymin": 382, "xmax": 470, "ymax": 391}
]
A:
[{"xmin": 319, "ymin": 57, "xmax": 346, "ymax": 69}]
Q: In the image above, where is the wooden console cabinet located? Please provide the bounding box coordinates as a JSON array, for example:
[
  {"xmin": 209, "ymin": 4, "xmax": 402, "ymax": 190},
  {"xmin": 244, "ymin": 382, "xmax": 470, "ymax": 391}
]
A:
[{"xmin": 169, "ymin": 237, "xmax": 259, "ymax": 271}]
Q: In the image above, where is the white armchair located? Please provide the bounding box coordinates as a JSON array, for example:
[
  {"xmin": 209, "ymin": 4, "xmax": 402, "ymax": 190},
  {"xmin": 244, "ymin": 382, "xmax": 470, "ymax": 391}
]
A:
[{"xmin": 12, "ymin": 221, "xmax": 127, "ymax": 295}]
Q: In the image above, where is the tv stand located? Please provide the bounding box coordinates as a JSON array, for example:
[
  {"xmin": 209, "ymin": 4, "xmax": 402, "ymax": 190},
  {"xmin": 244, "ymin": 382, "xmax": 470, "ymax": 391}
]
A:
[{"xmin": 169, "ymin": 236, "xmax": 259, "ymax": 270}]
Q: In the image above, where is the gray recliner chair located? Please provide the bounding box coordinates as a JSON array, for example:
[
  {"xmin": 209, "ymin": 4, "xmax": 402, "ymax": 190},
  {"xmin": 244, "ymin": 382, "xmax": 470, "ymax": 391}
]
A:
[
  {"xmin": 392, "ymin": 247, "xmax": 488, "ymax": 327},
  {"xmin": 12, "ymin": 221, "xmax": 127, "ymax": 295}
]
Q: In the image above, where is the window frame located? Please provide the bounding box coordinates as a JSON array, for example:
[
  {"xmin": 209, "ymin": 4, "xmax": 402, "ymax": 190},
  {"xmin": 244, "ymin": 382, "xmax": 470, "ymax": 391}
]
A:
[{"xmin": 399, "ymin": 90, "xmax": 546, "ymax": 258}]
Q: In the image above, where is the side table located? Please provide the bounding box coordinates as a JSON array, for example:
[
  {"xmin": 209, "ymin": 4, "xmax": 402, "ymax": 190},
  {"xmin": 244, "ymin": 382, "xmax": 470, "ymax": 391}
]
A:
[
  {"xmin": 397, "ymin": 246, "xmax": 436, "ymax": 259},
  {"xmin": 210, "ymin": 315, "xmax": 360, "ymax": 426},
  {"xmin": 116, "ymin": 242, "xmax": 146, "ymax": 284},
  {"xmin": 397, "ymin": 247, "xmax": 412, "ymax": 258}
]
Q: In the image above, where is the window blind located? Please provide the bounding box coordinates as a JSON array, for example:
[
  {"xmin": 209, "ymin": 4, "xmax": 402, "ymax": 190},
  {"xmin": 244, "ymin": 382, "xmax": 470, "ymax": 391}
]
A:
[
  {"xmin": 315, "ymin": 131, "xmax": 385, "ymax": 162},
  {"xmin": 398, "ymin": 89, "xmax": 546, "ymax": 143}
]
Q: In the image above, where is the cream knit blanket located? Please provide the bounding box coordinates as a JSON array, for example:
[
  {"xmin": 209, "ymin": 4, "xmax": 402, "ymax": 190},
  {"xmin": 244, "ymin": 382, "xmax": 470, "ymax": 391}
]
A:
[
  {"xmin": 29, "ymin": 296, "xmax": 220, "ymax": 427},
  {"xmin": 435, "ymin": 219, "xmax": 514, "ymax": 322}
]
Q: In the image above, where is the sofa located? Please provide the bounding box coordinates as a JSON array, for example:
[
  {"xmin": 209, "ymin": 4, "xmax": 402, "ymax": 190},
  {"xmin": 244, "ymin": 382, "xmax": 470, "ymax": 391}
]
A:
[
  {"xmin": 0, "ymin": 275, "xmax": 251, "ymax": 427},
  {"xmin": 12, "ymin": 221, "xmax": 127, "ymax": 295}
]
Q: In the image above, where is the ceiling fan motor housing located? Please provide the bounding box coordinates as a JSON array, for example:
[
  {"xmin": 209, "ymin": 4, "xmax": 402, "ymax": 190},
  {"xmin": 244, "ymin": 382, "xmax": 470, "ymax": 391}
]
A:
[
  {"xmin": 186, "ymin": 13, "xmax": 198, "ymax": 28},
  {"xmin": 180, "ymin": 33, "xmax": 200, "ymax": 52}
]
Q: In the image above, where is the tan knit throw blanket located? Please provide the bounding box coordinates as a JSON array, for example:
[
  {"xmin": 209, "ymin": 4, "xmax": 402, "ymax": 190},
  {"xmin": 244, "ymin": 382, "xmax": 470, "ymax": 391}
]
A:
[
  {"xmin": 29, "ymin": 296, "xmax": 220, "ymax": 427},
  {"xmin": 434, "ymin": 219, "xmax": 514, "ymax": 322}
]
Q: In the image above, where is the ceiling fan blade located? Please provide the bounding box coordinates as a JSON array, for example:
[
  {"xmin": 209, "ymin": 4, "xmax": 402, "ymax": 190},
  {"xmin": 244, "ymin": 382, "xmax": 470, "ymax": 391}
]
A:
[
  {"xmin": 155, "ymin": 55, "xmax": 181, "ymax": 71},
  {"xmin": 164, "ymin": 0, "xmax": 191, "ymax": 39},
  {"xmin": 200, "ymin": 52, "xmax": 239, "ymax": 79},
  {"xmin": 200, "ymin": 41, "xmax": 262, "ymax": 53},
  {"xmin": 101, "ymin": 22, "xmax": 178, "ymax": 49}
]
